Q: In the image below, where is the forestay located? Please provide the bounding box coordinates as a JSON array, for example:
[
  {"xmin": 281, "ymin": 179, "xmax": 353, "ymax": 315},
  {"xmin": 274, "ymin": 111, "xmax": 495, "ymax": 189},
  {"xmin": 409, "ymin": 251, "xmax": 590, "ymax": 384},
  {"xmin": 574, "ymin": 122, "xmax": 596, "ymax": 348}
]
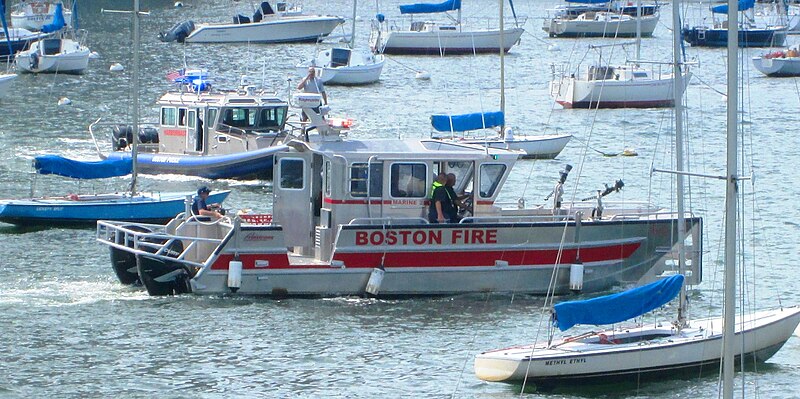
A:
[
  {"xmin": 553, "ymin": 274, "xmax": 684, "ymax": 331},
  {"xmin": 431, "ymin": 111, "xmax": 504, "ymax": 132},
  {"xmin": 34, "ymin": 154, "xmax": 132, "ymax": 179},
  {"xmin": 399, "ymin": 0, "xmax": 461, "ymax": 14}
]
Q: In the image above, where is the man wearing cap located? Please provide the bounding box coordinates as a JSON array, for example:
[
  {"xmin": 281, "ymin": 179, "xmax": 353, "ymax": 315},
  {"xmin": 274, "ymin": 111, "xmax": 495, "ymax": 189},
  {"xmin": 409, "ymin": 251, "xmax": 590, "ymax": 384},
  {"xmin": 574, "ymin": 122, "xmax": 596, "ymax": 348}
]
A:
[{"xmin": 192, "ymin": 186, "xmax": 223, "ymax": 219}]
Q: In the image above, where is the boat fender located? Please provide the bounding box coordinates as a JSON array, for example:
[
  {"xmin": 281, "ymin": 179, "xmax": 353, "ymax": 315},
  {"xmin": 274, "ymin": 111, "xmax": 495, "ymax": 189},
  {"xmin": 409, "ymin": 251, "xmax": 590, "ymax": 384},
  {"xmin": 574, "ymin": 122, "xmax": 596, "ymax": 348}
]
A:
[
  {"xmin": 364, "ymin": 266, "xmax": 385, "ymax": 296},
  {"xmin": 228, "ymin": 260, "xmax": 242, "ymax": 293},
  {"xmin": 415, "ymin": 71, "xmax": 431, "ymax": 80},
  {"xmin": 569, "ymin": 263, "xmax": 584, "ymax": 291},
  {"xmin": 57, "ymin": 97, "xmax": 71, "ymax": 106},
  {"xmin": 109, "ymin": 62, "xmax": 124, "ymax": 72}
]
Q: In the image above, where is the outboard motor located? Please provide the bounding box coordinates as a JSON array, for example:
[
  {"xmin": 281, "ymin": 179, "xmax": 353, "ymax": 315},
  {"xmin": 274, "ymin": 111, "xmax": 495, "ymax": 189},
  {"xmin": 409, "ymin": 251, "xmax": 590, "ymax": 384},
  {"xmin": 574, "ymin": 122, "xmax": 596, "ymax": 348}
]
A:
[
  {"xmin": 112, "ymin": 125, "xmax": 160, "ymax": 150},
  {"xmin": 158, "ymin": 20, "xmax": 195, "ymax": 43}
]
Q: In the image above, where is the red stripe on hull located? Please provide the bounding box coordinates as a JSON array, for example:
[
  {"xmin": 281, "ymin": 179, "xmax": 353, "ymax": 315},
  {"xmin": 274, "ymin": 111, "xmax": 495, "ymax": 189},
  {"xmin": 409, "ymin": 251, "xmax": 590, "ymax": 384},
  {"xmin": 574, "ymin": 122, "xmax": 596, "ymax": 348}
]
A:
[{"xmin": 210, "ymin": 243, "xmax": 641, "ymax": 270}]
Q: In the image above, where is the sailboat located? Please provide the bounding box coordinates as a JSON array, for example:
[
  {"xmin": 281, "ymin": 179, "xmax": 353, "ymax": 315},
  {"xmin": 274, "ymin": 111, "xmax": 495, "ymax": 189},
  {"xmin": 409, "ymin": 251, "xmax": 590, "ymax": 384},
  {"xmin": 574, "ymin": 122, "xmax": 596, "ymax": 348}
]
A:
[
  {"xmin": 370, "ymin": 0, "xmax": 525, "ymax": 55},
  {"xmin": 10, "ymin": 0, "xmax": 73, "ymax": 31},
  {"xmin": 682, "ymin": 0, "xmax": 787, "ymax": 47},
  {"xmin": 474, "ymin": 0, "xmax": 800, "ymax": 389},
  {"xmin": 431, "ymin": 5, "xmax": 571, "ymax": 159},
  {"xmin": 15, "ymin": 1, "xmax": 90, "ymax": 74},
  {"xmin": 550, "ymin": 2, "xmax": 691, "ymax": 109},
  {"xmin": 751, "ymin": 45, "xmax": 800, "ymax": 77},
  {"xmin": 295, "ymin": 0, "xmax": 385, "ymax": 85},
  {"xmin": 0, "ymin": 0, "xmax": 230, "ymax": 227},
  {"xmin": 543, "ymin": 0, "xmax": 660, "ymax": 38}
]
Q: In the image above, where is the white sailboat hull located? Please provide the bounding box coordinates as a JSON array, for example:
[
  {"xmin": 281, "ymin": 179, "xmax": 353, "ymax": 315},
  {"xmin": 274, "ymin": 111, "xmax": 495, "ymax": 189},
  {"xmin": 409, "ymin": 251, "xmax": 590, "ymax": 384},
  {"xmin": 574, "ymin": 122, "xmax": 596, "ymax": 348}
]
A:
[
  {"xmin": 544, "ymin": 13, "xmax": 659, "ymax": 38},
  {"xmin": 10, "ymin": 4, "xmax": 73, "ymax": 31},
  {"xmin": 475, "ymin": 307, "xmax": 800, "ymax": 385},
  {"xmin": 457, "ymin": 134, "xmax": 572, "ymax": 159},
  {"xmin": 296, "ymin": 48, "xmax": 385, "ymax": 85},
  {"xmin": 15, "ymin": 38, "xmax": 90, "ymax": 74},
  {"xmin": 752, "ymin": 56, "xmax": 800, "ymax": 77},
  {"xmin": 375, "ymin": 27, "xmax": 524, "ymax": 55},
  {"xmin": 552, "ymin": 69, "xmax": 692, "ymax": 109},
  {"xmin": 185, "ymin": 16, "xmax": 345, "ymax": 43}
]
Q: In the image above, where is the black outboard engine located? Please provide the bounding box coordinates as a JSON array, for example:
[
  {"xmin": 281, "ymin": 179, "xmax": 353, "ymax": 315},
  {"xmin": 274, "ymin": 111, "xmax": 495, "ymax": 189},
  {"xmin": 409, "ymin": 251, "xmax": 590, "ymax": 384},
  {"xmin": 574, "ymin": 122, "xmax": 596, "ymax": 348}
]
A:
[
  {"xmin": 158, "ymin": 20, "xmax": 195, "ymax": 43},
  {"xmin": 112, "ymin": 125, "xmax": 160, "ymax": 150}
]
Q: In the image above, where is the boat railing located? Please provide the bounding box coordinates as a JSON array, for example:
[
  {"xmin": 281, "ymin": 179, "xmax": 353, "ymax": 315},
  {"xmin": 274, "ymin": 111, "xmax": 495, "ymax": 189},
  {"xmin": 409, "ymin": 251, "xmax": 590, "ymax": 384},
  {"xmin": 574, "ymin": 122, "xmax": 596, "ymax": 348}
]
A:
[
  {"xmin": 381, "ymin": 16, "xmax": 526, "ymax": 31},
  {"xmin": 97, "ymin": 220, "xmax": 225, "ymax": 269},
  {"xmin": 348, "ymin": 217, "xmax": 429, "ymax": 225},
  {"xmin": 88, "ymin": 118, "xmax": 160, "ymax": 158}
]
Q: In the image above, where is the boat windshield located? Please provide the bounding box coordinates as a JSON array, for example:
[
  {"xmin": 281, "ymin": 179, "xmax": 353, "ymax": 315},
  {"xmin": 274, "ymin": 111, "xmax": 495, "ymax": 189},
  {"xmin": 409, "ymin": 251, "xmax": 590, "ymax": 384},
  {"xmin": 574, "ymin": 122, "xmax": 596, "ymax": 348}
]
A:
[{"xmin": 218, "ymin": 106, "xmax": 288, "ymax": 132}]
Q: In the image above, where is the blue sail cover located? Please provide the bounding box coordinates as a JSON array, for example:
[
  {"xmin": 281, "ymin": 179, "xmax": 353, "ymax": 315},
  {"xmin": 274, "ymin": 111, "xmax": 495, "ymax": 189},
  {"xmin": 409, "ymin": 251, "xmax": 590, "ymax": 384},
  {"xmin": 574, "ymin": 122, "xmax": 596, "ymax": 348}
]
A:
[
  {"xmin": 34, "ymin": 155, "xmax": 132, "ymax": 179},
  {"xmin": 553, "ymin": 274, "xmax": 684, "ymax": 331},
  {"xmin": 40, "ymin": 3, "xmax": 66, "ymax": 33},
  {"xmin": 431, "ymin": 111, "xmax": 504, "ymax": 132},
  {"xmin": 711, "ymin": 0, "xmax": 755, "ymax": 14},
  {"xmin": 400, "ymin": 0, "xmax": 460, "ymax": 14}
]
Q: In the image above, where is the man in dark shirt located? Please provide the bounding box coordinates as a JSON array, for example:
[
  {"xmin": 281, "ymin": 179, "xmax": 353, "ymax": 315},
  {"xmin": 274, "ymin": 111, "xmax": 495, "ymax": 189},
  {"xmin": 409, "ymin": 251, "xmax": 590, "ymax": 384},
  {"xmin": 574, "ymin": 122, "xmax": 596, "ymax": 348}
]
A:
[
  {"xmin": 445, "ymin": 173, "xmax": 464, "ymax": 222},
  {"xmin": 428, "ymin": 173, "xmax": 454, "ymax": 223},
  {"xmin": 192, "ymin": 186, "xmax": 223, "ymax": 219}
]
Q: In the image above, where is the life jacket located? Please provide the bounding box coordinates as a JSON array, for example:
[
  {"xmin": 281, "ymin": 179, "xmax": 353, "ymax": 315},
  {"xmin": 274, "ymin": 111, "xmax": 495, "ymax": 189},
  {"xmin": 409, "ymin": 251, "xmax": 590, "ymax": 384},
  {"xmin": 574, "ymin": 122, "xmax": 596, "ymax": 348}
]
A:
[{"xmin": 429, "ymin": 181, "xmax": 443, "ymax": 199}]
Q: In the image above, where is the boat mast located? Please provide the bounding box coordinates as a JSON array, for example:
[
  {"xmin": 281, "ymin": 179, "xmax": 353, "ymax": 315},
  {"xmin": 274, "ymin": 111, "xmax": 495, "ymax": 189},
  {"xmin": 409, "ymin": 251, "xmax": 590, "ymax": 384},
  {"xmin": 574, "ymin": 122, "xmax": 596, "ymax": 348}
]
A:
[
  {"xmin": 672, "ymin": 0, "xmax": 688, "ymax": 328},
  {"xmin": 722, "ymin": 0, "xmax": 738, "ymax": 395},
  {"xmin": 131, "ymin": 0, "xmax": 140, "ymax": 196},
  {"xmin": 350, "ymin": 0, "xmax": 357, "ymax": 49},
  {"xmin": 499, "ymin": 0, "xmax": 505, "ymax": 135},
  {"xmin": 635, "ymin": 0, "xmax": 641, "ymax": 61}
]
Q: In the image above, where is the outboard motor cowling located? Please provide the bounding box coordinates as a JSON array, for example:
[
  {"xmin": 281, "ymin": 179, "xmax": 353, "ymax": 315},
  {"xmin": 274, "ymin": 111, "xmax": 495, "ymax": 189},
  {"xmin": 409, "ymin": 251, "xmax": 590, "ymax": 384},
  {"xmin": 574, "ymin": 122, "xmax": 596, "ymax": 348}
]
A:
[{"xmin": 158, "ymin": 20, "xmax": 195, "ymax": 43}]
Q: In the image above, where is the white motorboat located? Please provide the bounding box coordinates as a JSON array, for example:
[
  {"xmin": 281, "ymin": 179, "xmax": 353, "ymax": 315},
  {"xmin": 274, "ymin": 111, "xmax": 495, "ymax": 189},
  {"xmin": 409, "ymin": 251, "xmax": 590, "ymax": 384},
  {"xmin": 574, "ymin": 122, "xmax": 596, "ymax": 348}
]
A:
[
  {"xmin": 159, "ymin": 1, "xmax": 344, "ymax": 44},
  {"xmin": 476, "ymin": 0, "xmax": 800, "ymax": 392},
  {"xmin": 370, "ymin": 0, "xmax": 525, "ymax": 55},
  {"xmin": 10, "ymin": 0, "xmax": 72, "ymax": 31},
  {"xmin": 15, "ymin": 34, "xmax": 90, "ymax": 73},
  {"xmin": 95, "ymin": 93, "xmax": 702, "ymax": 297},
  {"xmin": 295, "ymin": 0, "xmax": 385, "ymax": 85},
  {"xmin": 752, "ymin": 47, "xmax": 800, "ymax": 77}
]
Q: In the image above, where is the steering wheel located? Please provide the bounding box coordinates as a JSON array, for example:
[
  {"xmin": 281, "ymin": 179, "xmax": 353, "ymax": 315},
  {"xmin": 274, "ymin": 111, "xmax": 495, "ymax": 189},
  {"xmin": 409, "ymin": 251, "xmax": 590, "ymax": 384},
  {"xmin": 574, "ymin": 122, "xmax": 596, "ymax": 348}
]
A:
[{"xmin": 459, "ymin": 192, "xmax": 474, "ymax": 218}]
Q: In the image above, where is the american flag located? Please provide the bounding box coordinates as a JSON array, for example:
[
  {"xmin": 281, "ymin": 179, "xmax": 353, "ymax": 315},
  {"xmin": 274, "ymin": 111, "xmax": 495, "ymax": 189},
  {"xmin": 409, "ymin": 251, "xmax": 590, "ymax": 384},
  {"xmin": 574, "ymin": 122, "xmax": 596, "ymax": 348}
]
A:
[{"xmin": 165, "ymin": 69, "xmax": 185, "ymax": 82}]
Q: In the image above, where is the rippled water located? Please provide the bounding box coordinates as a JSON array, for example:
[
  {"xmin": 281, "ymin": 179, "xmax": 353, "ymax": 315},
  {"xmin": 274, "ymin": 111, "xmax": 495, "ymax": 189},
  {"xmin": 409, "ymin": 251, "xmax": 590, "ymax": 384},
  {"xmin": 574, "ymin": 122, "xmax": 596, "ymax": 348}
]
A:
[{"xmin": 1, "ymin": 0, "xmax": 800, "ymax": 397}]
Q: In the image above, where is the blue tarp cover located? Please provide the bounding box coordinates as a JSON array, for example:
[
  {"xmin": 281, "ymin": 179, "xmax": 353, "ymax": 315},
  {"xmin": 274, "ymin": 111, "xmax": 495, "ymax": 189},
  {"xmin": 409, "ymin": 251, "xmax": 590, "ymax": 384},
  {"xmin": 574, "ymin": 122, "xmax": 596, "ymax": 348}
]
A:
[
  {"xmin": 400, "ymin": 0, "xmax": 460, "ymax": 14},
  {"xmin": 431, "ymin": 111, "xmax": 504, "ymax": 132},
  {"xmin": 711, "ymin": 0, "xmax": 754, "ymax": 14},
  {"xmin": 34, "ymin": 155, "xmax": 132, "ymax": 179},
  {"xmin": 553, "ymin": 274, "xmax": 684, "ymax": 331},
  {"xmin": 40, "ymin": 3, "xmax": 66, "ymax": 33}
]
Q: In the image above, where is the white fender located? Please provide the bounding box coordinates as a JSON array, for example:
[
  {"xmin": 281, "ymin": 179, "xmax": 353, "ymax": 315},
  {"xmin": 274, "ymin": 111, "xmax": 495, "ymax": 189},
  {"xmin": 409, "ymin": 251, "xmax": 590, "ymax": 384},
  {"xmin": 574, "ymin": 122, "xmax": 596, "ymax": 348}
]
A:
[{"xmin": 228, "ymin": 260, "xmax": 242, "ymax": 292}]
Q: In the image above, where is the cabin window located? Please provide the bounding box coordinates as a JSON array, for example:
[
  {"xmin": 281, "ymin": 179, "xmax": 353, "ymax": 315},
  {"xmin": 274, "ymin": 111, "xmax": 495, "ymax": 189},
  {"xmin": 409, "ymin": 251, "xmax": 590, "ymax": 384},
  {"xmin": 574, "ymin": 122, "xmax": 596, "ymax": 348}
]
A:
[
  {"xmin": 633, "ymin": 72, "xmax": 648, "ymax": 79},
  {"xmin": 188, "ymin": 110, "xmax": 196, "ymax": 129},
  {"xmin": 161, "ymin": 107, "xmax": 177, "ymax": 126},
  {"xmin": 350, "ymin": 162, "xmax": 383, "ymax": 197},
  {"xmin": 257, "ymin": 106, "xmax": 288, "ymax": 130},
  {"xmin": 390, "ymin": 163, "xmax": 426, "ymax": 198},
  {"xmin": 280, "ymin": 158, "xmax": 304, "ymax": 189},
  {"xmin": 445, "ymin": 161, "xmax": 474, "ymax": 193},
  {"xmin": 178, "ymin": 108, "xmax": 188, "ymax": 127},
  {"xmin": 479, "ymin": 164, "xmax": 506, "ymax": 198},
  {"xmin": 207, "ymin": 108, "xmax": 218, "ymax": 129}
]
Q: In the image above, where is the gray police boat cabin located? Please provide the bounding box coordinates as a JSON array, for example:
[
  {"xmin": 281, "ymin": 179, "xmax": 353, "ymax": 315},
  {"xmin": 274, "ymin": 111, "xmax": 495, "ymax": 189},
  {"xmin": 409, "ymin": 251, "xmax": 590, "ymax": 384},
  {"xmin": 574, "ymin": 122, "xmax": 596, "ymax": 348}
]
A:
[{"xmin": 96, "ymin": 93, "xmax": 702, "ymax": 297}]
